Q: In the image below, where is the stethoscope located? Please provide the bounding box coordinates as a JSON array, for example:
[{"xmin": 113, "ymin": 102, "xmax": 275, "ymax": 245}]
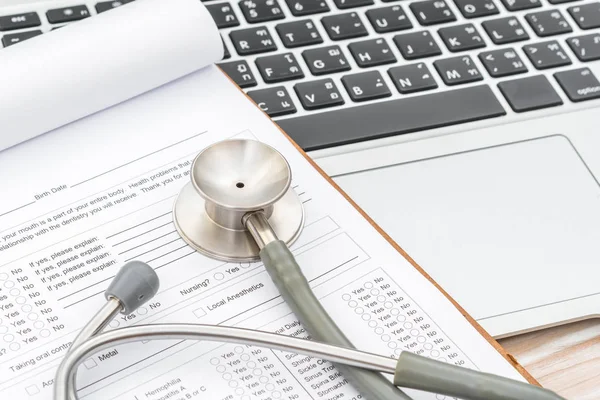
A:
[{"xmin": 54, "ymin": 139, "xmax": 564, "ymax": 400}]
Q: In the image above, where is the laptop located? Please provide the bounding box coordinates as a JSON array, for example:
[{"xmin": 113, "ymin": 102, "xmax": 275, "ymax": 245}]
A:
[{"xmin": 2, "ymin": 0, "xmax": 599, "ymax": 338}]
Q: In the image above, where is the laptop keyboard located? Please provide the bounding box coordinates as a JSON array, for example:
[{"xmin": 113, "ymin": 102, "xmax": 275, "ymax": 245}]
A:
[{"xmin": 1, "ymin": 0, "xmax": 600, "ymax": 150}]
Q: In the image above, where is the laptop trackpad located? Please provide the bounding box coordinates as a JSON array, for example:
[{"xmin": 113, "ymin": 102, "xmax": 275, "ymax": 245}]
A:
[{"xmin": 335, "ymin": 135, "xmax": 600, "ymax": 324}]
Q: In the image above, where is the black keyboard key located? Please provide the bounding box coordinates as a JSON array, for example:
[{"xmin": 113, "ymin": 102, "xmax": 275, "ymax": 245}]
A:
[
  {"xmin": 479, "ymin": 48, "xmax": 527, "ymax": 77},
  {"xmin": 548, "ymin": 0, "xmax": 579, "ymax": 4},
  {"xmin": 348, "ymin": 38, "xmax": 397, "ymax": 67},
  {"xmin": 453, "ymin": 0, "xmax": 499, "ymax": 18},
  {"xmin": 206, "ymin": 3, "xmax": 240, "ymax": 28},
  {"xmin": 568, "ymin": 3, "xmax": 600, "ymax": 30},
  {"xmin": 523, "ymin": 41, "xmax": 571, "ymax": 69},
  {"xmin": 555, "ymin": 68, "xmax": 600, "ymax": 102},
  {"xmin": 294, "ymin": 79, "xmax": 345, "ymax": 110},
  {"xmin": 285, "ymin": 0, "xmax": 330, "ymax": 16},
  {"xmin": 239, "ymin": 0, "xmax": 285, "ymax": 23},
  {"xmin": 321, "ymin": 12, "xmax": 368, "ymax": 40},
  {"xmin": 434, "ymin": 55, "xmax": 483, "ymax": 85},
  {"xmin": 1, "ymin": 30, "xmax": 42, "ymax": 47},
  {"xmin": 439, "ymin": 23, "xmax": 486, "ymax": 52},
  {"xmin": 0, "ymin": 12, "xmax": 40, "ymax": 31},
  {"xmin": 410, "ymin": 0, "xmax": 456, "ymax": 26},
  {"xmin": 498, "ymin": 75, "xmax": 562, "ymax": 112},
  {"xmin": 256, "ymin": 53, "xmax": 304, "ymax": 83},
  {"xmin": 46, "ymin": 6, "xmax": 90, "ymax": 23},
  {"xmin": 218, "ymin": 60, "xmax": 257, "ymax": 88},
  {"xmin": 277, "ymin": 85, "xmax": 505, "ymax": 151},
  {"xmin": 525, "ymin": 10, "xmax": 572, "ymax": 37},
  {"xmin": 332, "ymin": 0, "xmax": 374, "ymax": 9},
  {"xmin": 366, "ymin": 6, "xmax": 412, "ymax": 33},
  {"xmin": 500, "ymin": 0, "xmax": 540, "ymax": 11},
  {"xmin": 342, "ymin": 71, "xmax": 391, "ymax": 102},
  {"xmin": 247, "ymin": 86, "xmax": 297, "ymax": 116},
  {"xmin": 567, "ymin": 34, "xmax": 600, "ymax": 62},
  {"xmin": 482, "ymin": 17, "xmax": 529, "ymax": 44},
  {"xmin": 388, "ymin": 62, "xmax": 438, "ymax": 93},
  {"xmin": 230, "ymin": 27, "xmax": 277, "ymax": 55},
  {"xmin": 394, "ymin": 31, "xmax": 442, "ymax": 59},
  {"xmin": 95, "ymin": 0, "xmax": 134, "ymax": 13},
  {"xmin": 276, "ymin": 20, "xmax": 322, "ymax": 48},
  {"xmin": 303, "ymin": 45, "xmax": 351, "ymax": 75}
]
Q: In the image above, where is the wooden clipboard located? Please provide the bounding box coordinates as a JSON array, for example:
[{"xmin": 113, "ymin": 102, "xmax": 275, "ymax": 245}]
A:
[{"xmin": 225, "ymin": 69, "xmax": 540, "ymax": 387}]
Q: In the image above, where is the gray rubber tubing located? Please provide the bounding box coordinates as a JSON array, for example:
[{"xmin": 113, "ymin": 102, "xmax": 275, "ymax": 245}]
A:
[
  {"xmin": 260, "ymin": 240, "xmax": 412, "ymax": 400},
  {"xmin": 394, "ymin": 351, "xmax": 567, "ymax": 400}
]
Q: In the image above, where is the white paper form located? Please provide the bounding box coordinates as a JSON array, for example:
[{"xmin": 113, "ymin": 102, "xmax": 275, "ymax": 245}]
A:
[
  {"xmin": 0, "ymin": 0, "xmax": 222, "ymax": 152},
  {"xmin": 0, "ymin": 66, "xmax": 526, "ymax": 400}
]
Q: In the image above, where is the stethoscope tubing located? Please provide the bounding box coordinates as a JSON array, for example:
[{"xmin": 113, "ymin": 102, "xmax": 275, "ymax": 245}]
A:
[
  {"xmin": 52, "ymin": 138, "xmax": 565, "ymax": 400},
  {"xmin": 54, "ymin": 323, "xmax": 398, "ymax": 400}
]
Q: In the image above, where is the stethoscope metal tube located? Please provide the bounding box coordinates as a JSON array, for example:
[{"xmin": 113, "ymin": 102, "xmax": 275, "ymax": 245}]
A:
[
  {"xmin": 70, "ymin": 298, "xmax": 121, "ymax": 350},
  {"xmin": 63, "ymin": 298, "xmax": 123, "ymax": 400},
  {"xmin": 55, "ymin": 323, "xmax": 398, "ymax": 400},
  {"xmin": 244, "ymin": 211, "xmax": 279, "ymax": 250}
]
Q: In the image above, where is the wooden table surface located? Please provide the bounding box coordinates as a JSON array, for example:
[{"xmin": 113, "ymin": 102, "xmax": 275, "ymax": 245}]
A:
[{"xmin": 499, "ymin": 319, "xmax": 600, "ymax": 400}]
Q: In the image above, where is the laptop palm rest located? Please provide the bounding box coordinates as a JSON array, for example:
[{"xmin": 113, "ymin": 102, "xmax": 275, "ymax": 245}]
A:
[{"xmin": 335, "ymin": 135, "xmax": 600, "ymax": 337}]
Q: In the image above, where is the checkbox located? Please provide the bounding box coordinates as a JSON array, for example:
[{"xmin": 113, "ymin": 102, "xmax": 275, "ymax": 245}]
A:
[
  {"xmin": 84, "ymin": 358, "xmax": 98, "ymax": 369},
  {"xmin": 25, "ymin": 385, "xmax": 39, "ymax": 395},
  {"xmin": 193, "ymin": 307, "xmax": 206, "ymax": 318}
]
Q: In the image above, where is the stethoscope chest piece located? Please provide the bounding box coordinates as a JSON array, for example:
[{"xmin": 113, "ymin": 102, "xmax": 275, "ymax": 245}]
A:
[{"xmin": 173, "ymin": 139, "xmax": 304, "ymax": 262}]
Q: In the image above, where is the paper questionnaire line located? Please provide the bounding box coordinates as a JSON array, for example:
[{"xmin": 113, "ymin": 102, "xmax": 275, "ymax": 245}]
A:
[{"xmin": 71, "ymin": 131, "xmax": 208, "ymax": 188}]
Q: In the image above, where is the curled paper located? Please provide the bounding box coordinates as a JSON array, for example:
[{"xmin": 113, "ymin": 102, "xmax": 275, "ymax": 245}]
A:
[{"xmin": 0, "ymin": 0, "xmax": 222, "ymax": 152}]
